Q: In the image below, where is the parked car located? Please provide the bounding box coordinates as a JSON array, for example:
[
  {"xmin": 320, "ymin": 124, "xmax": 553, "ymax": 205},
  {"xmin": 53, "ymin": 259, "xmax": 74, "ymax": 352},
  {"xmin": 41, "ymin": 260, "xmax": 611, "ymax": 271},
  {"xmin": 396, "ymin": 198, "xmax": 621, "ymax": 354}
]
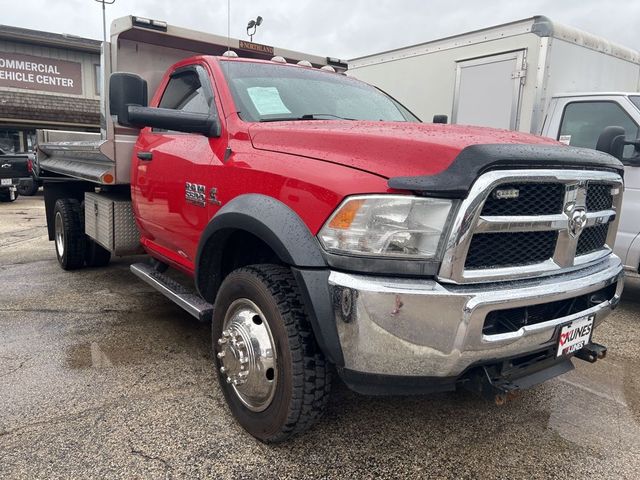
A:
[
  {"xmin": 35, "ymin": 16, "xmax": 624, "ymax": 442},
  {"xmin": 0, "ymin": 147, "xmax": 30, "ymax": 202}
]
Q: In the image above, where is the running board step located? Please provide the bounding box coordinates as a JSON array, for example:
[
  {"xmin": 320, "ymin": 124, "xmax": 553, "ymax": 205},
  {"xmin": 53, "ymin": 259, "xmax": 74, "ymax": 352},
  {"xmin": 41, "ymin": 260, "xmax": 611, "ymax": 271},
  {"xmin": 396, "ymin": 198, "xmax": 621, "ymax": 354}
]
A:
[{"xmin": 130, "ymin": 263, "xmax": 213, "ymax": 322}]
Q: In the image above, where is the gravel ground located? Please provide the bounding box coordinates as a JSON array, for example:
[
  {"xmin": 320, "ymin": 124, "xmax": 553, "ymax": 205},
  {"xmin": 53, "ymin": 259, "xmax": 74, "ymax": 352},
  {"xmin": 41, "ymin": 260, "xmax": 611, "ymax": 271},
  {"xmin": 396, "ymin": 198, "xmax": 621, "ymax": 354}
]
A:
[{"xmin": 1, "ymin": 193, "xmax": 639, "ymax": 479}]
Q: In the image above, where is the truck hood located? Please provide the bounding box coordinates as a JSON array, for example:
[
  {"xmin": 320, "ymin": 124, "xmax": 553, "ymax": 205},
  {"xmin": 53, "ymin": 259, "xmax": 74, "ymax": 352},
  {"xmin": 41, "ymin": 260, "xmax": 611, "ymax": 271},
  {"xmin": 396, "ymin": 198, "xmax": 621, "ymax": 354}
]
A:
[{"xmin": 248, "ymin": 121, "xmax": 558, "ymax": 179}]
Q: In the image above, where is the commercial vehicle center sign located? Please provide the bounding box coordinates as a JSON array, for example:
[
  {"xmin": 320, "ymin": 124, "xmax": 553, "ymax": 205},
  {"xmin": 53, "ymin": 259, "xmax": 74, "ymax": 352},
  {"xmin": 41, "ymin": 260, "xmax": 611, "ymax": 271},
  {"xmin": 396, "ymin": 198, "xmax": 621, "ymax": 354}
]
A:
[{"xmin": 0, "ymin": 52, "xmax": 82, "ymax": 95}]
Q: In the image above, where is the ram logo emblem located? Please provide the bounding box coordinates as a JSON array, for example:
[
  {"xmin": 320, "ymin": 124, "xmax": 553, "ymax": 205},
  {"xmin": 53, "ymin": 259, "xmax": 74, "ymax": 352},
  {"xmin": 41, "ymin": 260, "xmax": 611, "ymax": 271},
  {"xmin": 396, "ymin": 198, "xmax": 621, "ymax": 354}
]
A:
[{"xmin": 566, "ymin": 204, "xmax": 588, "ymax": 238}]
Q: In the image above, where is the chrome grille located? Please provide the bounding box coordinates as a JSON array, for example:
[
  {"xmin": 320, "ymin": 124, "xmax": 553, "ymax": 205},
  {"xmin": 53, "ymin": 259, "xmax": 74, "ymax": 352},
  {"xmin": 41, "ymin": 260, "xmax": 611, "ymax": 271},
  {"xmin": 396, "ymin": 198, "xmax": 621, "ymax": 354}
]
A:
[
  {"xmin": 481, "ymin": 183, "xmax": 565, "ymax": 216},
  {"xmin": 586, "ymin": 183, "xmax": 614, "ymax": 211},
  {"xmin": 466, "ymin": 231, "xmax": 558, "ymax": 269},
  {"xmin": 576, "ymin": 224, "xmax": 609, "ymax": 256},
  {"xmin": 438, "ymin": 170, "xmax": 623, "ymax": 284}
]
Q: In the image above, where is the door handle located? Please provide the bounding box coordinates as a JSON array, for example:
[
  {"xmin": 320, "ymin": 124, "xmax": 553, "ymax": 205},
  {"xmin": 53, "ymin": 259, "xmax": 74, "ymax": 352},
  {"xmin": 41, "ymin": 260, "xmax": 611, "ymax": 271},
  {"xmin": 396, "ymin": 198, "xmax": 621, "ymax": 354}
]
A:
[{"xmin": 137, "ymin": 151, "xmax": 153, "ymax": 161}]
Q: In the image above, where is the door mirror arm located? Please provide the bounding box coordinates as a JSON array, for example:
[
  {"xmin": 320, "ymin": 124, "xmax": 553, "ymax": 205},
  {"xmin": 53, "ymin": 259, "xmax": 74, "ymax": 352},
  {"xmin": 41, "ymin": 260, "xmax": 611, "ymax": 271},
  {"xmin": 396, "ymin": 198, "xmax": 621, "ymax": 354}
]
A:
[{"xmin": 127, "ymin": 106, "xmax": 221, "ymax": 137}]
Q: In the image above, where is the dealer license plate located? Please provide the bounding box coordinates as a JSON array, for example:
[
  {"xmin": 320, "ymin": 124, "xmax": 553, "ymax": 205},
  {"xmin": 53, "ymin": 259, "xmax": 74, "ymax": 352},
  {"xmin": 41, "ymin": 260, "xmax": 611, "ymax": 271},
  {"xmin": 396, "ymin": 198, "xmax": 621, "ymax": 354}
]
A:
[
  {"xmin": 557, "ymin": 315, "xmax": 594, "ymax": 357},
  {"xmin": 1, "ymin": 178, "xmax": 11, "ymax": 186}
]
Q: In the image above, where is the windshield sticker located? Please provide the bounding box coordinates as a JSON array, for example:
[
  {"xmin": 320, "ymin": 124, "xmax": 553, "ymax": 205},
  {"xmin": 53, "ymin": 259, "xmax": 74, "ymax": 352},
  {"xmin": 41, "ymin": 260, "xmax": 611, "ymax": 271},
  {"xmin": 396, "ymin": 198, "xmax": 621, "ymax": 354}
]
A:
[
  {"xmin": 247, "ymin": 86, "xmax": 291, "ymax": 116},
  {"xmin": 559, "ymin": 135, "xmax": 572, "ymax": 145}
]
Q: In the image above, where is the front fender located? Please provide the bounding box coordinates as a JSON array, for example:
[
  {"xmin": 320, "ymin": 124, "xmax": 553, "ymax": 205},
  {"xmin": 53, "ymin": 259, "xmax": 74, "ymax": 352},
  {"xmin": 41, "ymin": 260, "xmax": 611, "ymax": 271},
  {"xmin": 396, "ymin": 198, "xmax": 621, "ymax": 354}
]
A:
[
  {"xmin": 196, "ymin": 194, "xmax": 325, "ymax": 279},
  {"xmin": 195, "ymin": 194, "xmax": 344, "ymax": 364}
]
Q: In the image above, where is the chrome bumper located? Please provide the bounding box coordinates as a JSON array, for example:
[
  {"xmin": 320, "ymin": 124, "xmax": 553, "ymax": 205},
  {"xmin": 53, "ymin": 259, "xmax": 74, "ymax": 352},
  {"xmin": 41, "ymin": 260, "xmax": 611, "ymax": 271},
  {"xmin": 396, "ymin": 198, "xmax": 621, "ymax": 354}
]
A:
[{"xmin": 328, "ymin": 256, "xmax": 624, "ymax": 378}]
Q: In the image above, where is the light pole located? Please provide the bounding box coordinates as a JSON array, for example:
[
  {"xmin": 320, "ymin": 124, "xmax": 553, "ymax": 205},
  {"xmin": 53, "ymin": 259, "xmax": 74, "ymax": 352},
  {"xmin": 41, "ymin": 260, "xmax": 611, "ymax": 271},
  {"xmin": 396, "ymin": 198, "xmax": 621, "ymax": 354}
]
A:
[
  {"xmin": 94, "ymin": 0, "xmax": 116, "ymax": 44},
  {"xmin": 246, "ymin": 16, "xmax": 263, "ymax": 42}
]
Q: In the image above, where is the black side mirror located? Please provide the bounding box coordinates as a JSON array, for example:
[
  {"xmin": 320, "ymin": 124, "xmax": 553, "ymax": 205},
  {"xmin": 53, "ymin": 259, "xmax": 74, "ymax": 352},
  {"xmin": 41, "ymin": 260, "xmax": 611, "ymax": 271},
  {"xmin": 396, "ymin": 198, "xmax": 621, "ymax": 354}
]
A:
[
  {"xmin": 596, "ymin": 125, "xmax": 640, "ymax": 164},
  {"xmin": 109, "ymin": 72, "xmax": 148, "ymax": 127},
  {"xmin": 433, "ymin": 114, "xmax": 448, "ymax": 124},
  {"xmin": 127, "ymin": 106, "xmax": 221, "ymax": 137},
  {"xmin": 109, "ymin": 72, "xmax": 220, "ymax": 137}
]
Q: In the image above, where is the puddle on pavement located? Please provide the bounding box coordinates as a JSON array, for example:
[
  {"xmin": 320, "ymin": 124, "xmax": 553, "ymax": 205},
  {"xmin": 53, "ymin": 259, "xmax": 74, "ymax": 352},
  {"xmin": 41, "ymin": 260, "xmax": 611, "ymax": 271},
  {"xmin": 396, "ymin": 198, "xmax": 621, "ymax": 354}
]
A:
[
  {"xmin": 546, "ymin": 355, "xmax": 640, "ymax": 456},
  {"xmin": 65, "ymin": 341, "xmax": 152, "ymax": 369},
  {"xmin": 64, "ymin": 314, "xmax": 210, "ymax": 370},
  {"xmin": 623, "ymin": 356, "xmax": 640, "ymax": 423}
]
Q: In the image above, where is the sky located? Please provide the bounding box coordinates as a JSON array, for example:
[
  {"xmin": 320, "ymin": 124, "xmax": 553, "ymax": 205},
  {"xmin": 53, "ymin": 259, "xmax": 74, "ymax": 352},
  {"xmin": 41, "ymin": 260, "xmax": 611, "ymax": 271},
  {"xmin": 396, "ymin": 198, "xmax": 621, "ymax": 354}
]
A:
[{"xmin": 0, "ymin": 0, "xmax": 638, "ymax": 60}]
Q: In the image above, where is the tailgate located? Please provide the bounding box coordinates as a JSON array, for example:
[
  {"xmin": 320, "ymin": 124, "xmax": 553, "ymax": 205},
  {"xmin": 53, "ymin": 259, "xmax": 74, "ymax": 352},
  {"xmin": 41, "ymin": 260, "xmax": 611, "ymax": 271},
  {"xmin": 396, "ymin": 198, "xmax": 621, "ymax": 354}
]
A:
[{"xmin": 0, "ymin": 155, "xmax": 30, "ymax": 179}]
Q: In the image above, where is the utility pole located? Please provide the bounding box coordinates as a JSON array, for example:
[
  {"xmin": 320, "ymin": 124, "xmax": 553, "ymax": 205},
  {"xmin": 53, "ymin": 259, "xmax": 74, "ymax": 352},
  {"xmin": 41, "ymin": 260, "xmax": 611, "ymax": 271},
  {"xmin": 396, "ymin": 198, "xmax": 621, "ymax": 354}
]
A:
[{"xmin": 94, "ymin": 0, "xmax": 116, "ymax": 44}]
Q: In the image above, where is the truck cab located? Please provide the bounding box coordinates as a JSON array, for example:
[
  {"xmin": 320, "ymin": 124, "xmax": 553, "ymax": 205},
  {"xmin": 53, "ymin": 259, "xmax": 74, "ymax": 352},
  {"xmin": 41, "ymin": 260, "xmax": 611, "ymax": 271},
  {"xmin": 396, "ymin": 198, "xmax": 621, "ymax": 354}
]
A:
[{"xmin": 542, "ymin": 93, "xmax": 640, "ymax": 275}]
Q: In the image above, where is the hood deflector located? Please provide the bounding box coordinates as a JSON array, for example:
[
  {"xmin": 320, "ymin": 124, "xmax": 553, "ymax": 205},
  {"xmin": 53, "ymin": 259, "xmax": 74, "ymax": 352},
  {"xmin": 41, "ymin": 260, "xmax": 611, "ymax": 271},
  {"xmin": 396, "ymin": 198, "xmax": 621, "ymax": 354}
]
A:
[{"xmin": 387, "ymin": 144, "xmax": 624, "ymax": 198}]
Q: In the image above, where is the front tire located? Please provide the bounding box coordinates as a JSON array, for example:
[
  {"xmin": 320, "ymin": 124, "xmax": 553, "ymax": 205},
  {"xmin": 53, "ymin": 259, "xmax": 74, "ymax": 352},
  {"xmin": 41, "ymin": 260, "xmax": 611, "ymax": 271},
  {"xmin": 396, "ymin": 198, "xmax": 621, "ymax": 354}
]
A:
[
  {"xmin": 212, "ymin": 264, "xmax": 331, "ymax": 443},
  {"xmin": 53, "ymin": 199, "xmax": 85, "ymax": 270}
]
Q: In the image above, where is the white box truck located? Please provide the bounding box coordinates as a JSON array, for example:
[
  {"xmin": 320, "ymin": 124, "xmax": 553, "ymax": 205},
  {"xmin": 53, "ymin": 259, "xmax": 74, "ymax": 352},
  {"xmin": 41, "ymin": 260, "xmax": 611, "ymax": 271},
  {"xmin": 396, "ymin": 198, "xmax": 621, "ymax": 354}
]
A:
[{"xmin": 348, "ymin": 16, "xmax": 640, "ymax": 276}]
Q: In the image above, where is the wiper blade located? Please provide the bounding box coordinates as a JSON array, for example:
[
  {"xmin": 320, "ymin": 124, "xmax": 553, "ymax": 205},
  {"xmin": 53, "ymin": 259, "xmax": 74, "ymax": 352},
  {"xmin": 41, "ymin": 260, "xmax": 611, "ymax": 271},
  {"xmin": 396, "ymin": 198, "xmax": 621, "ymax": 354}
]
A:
[
  {"xmin": 299, "ymin": 113, "xmax": 355, "ymax": 120},
  {"xmin": 259, "ymin": 113, "xmax": 355, "ymax": 122}
]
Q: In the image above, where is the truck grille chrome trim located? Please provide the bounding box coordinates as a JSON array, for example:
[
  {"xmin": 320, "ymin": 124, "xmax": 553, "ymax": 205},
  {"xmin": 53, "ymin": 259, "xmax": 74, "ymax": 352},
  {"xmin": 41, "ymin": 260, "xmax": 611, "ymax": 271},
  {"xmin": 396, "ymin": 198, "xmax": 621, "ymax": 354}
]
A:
[{"xmin": 438, "ymin": 169, "xmax": 623, "ymax": 284}]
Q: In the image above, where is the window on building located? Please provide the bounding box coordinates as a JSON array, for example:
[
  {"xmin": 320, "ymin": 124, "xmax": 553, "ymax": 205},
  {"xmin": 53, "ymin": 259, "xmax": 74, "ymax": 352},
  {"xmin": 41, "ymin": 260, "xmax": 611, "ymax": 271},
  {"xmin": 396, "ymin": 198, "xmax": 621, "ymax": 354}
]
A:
[
  {"xmin": 94, "ymin": 64, "xmax": 101, "ymax": 96},
  {"xmin": 559, "ymin": 101, "xmax": 639, "ymax": 157},
  {"xmin": 0, "ymin": 129, "xmax": 21, "ymax": 153}
]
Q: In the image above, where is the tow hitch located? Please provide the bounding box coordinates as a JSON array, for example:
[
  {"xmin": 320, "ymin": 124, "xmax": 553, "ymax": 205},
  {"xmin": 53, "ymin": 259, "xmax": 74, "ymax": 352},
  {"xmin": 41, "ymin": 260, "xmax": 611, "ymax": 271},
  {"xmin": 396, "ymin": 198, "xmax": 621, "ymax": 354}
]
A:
[
  {"xmin": 574, "ymin": 342, "xmax": 607, "ymax": 363},
  {"xmin": 461, "ymin": 355, "xmax": 575, "ymax": 405},
  {"xmin": 462, "ymin": 342, "xmax": 608, "ymax": 405}
]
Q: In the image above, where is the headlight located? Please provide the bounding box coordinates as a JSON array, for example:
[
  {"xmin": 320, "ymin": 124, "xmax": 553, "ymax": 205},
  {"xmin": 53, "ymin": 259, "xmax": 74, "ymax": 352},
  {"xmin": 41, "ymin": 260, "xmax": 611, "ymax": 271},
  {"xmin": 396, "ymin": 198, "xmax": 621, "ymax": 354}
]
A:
[{"xmin": 318, "ymin": 195, "xmax": 454, "ymax": 259}]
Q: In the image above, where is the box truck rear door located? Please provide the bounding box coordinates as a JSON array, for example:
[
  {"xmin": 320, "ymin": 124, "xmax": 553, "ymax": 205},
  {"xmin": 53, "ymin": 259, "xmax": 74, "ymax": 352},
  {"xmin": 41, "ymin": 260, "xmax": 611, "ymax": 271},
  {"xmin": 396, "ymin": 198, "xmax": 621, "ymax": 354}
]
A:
[{"xmin": 452, "ymin": 50, "xmax": 526, "ymax": 130}]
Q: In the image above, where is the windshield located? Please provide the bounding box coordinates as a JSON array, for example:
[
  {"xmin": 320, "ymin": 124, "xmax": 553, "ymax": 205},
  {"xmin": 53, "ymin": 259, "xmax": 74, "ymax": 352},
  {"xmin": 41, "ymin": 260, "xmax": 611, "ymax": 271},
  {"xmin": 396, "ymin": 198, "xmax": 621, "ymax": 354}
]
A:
[
  {"xmin": 630, "ymin": 95, "xmax": 640, "ymax": 112},
  {"xmin": 221, "ymin": 61, "xmax": 420, "ymax": 123}
]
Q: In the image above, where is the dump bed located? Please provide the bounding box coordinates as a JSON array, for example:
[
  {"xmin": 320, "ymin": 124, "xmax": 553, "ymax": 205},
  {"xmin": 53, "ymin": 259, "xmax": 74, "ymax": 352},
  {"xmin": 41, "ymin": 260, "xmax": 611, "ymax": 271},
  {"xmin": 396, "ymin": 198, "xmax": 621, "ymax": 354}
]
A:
[{"xmin": 36, "ymin": 15, "xmax": 340, "ymax": 185}]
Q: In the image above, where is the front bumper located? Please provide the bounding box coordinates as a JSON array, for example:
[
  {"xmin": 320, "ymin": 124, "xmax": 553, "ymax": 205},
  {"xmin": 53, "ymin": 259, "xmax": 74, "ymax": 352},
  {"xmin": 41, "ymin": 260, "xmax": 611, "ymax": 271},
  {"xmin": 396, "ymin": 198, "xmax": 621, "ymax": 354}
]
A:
[{"xmin": 328, "ymin": 255, "xmax": 623, "ymax": 380}]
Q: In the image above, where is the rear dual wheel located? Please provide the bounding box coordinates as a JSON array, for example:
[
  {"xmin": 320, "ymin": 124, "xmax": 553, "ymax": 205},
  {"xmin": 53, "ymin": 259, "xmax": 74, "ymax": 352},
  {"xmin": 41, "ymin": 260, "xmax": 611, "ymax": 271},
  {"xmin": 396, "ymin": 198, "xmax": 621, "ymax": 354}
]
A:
[
  {"xmin": 212, "ymin": 264, "xmax": 331, "ymax": 443},
  {"xmin": 53, "ymin": 198, "xmax": 111, "ymax": 270}
]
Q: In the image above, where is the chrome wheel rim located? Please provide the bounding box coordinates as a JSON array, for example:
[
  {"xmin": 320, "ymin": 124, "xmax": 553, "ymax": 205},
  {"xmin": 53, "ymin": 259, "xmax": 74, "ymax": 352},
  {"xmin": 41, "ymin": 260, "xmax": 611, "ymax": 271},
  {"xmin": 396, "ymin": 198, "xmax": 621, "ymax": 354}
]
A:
[
  {"xmin": 54, "ymin": 211, "xmax": 64, "ymax": 257},
  {"xmin": 216, "ymin": 298, "xmax": 277, "ymax": 412}
]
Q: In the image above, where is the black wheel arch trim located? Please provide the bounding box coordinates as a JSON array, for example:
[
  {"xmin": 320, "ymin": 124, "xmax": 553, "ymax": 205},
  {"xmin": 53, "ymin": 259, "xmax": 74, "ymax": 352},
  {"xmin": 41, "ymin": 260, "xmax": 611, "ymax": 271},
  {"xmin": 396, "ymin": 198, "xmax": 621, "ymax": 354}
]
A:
[
  {"xmin": 195, "ymin": 194, "xmax": 325, "ymax": 281},
  {"xmin": 195, "ymin": 194, "xmax": 343, "ymax": 365},
  {"xmin": 388, "ymin": 143, "xmax": 625, "ymax": 198}
]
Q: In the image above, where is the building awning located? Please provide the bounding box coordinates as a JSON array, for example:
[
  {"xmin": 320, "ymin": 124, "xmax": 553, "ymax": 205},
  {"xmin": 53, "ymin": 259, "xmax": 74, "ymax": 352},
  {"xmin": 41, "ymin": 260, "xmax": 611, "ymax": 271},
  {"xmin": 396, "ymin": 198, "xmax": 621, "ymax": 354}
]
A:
[{"xmin": 0, "ymin": 91, "xmax": 99, "ymax": 127}]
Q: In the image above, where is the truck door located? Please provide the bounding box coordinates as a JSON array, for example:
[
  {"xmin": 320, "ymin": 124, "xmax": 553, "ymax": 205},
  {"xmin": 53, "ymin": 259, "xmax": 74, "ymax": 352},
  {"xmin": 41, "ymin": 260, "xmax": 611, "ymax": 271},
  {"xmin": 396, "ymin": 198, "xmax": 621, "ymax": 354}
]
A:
[
  {"xmin": 452, "ymin": 50, "xmax": 526, "ymax": 130},
  {"xmin": 549, "ymin": 96, "xmax": 640, "ymax": 270},
  {"xmin": 132, "ymin": 64, "xmax": 223, "ymax": 268}
]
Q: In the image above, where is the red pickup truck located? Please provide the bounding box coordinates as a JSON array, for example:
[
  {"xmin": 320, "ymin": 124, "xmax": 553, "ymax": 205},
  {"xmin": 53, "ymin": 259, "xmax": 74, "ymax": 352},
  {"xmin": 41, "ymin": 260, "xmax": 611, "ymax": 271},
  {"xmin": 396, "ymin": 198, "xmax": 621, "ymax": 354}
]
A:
[{"xmin": 35, "ymin": 17, "xmax": 625, "ymax": 442}]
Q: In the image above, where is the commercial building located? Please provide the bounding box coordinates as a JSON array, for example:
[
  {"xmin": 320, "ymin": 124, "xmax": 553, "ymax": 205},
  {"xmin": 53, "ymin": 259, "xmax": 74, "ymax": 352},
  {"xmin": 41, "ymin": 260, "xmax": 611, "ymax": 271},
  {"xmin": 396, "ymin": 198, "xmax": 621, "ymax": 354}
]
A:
[{"xmin": 0, "ymin": 25, "xmax": 101, "ymax": 153}]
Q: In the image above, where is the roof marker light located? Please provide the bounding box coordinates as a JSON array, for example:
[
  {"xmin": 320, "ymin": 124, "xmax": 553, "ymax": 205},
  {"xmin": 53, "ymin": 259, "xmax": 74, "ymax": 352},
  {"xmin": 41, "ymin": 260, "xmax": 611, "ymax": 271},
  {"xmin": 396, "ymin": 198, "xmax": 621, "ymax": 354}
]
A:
[
  {"xmin": 320, "ymin": 65, "xmax": 336, "ymax": 72},
  {"xmin": 297, "ymin": 60, "xmax": 312, "ymax": 67},
  {"xmin": 223, "ymin": 50, "xmax": 239, "ymax": 57},
  {"xmin": 271, "ymin": 56, "xmax": 286, "ymax": 63},
  {"xmin": 132, "ymin": 16, "xmax": 168, "ymax": 32}
]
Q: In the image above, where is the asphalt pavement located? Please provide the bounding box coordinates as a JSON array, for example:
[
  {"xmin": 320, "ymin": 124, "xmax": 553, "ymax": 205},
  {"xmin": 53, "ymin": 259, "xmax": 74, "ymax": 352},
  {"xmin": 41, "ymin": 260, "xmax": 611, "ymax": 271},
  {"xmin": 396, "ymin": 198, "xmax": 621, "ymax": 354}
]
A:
[{"xmin": 1, "ymin": 193, "xmax": 640, "ymax": 479}]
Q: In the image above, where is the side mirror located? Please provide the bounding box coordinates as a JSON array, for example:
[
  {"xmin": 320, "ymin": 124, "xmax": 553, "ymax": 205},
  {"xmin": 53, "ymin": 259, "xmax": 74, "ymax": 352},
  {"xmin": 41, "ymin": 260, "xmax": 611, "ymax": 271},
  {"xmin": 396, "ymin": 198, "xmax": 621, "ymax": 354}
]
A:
[
  {"xmin": 127, "ymin": 106, "xmax": 221, "ymax": 137},
  {"xmin": 109, "ymin": 72, "xmax": 148, "ymax": 127},
  {"xmin": 433, "ymin": 114, "xmax": 448, "ymax": 124},
  {"xmin": 109, "ymin": 72, "xmax": 220, "ymax": 137},
  {"xmin": 596, "ymin": 125, "xmax": 640, "ymax": 164}
]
